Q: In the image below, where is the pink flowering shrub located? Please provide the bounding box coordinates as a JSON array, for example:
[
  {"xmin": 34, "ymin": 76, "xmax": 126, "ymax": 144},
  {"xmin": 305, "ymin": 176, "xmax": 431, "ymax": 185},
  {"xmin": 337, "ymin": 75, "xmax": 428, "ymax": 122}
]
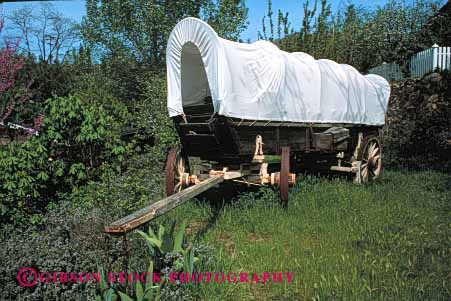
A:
[{"xmin": 0, "ymin": 18, "xmax": 39, "ymax": 135}]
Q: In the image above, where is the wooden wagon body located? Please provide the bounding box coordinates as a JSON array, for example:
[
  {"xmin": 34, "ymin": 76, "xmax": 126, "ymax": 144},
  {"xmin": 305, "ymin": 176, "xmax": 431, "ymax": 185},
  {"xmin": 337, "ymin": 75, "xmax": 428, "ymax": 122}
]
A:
[
  {"xmin": 166, "ymin": 100, "xmax": 383, "ymax": 205},
  {"xmin": 175, "ymin": 104, "xmax": 381, "ymax": 164}
]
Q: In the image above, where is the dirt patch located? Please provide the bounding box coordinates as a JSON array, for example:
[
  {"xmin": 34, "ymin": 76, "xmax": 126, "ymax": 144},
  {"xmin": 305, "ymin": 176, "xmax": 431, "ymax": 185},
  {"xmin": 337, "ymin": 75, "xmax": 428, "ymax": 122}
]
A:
[
  {"xmin": 247, "ymin": 232, "xmax": 270, "ymax": 243},
  {"xmin": 185, "ymin": 220, "xmax": 208, "ymax": 236},
  {"xmin": 217, "ymin": 232, "xmax": 237, "ymax": 258}
]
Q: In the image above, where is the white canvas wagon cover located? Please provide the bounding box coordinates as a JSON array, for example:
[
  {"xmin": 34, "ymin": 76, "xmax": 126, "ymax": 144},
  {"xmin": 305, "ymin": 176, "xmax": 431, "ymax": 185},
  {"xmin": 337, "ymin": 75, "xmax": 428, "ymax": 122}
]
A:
[{"xmin": 167, "ymin": 17, "xmax": 390, "ymax": 125}]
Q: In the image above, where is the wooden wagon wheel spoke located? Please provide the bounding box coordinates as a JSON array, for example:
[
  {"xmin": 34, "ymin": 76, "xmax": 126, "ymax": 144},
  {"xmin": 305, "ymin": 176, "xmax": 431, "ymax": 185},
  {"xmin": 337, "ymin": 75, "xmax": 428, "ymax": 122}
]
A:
[
  {"xmin": 367, "ymin": 143, "xmax": 375, "ymax": 158},
  {"xmin": 370, "ymin": 145, "xmax": 380, "ymax": 158},
  {"xmin": 174, "ymin": 182, "xmax": 181, "ymax": 191},
  {"xmin": 373, "ymin": 155, "xmax": 381, "ymax": 168},
  {"xmin": 177, "ymin": 156, "xmax": 185, "ymax": 177},
  {"xmin": 361, "ymin": 165, "xmax": 369, "ymax": 182},
  {"xmin": 370, "ymin": 168, "xmax": 376, "ymax": 177}
]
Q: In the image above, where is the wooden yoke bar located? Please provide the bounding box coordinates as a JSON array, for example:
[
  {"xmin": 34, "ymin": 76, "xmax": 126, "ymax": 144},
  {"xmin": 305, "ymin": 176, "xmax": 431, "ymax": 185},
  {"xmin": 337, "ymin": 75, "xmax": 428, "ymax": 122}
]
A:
[{"xmin": 104, "ymin": 175, "xmax": 224, "ymax": 235}]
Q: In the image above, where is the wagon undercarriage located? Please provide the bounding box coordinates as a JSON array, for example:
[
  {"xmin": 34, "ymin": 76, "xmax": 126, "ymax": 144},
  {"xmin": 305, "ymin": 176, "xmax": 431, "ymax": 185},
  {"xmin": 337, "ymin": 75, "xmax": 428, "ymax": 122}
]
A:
[
  {"xmin": 172, "ymin": 110, "xmax": 383, "ymax": 194},
  {"xmin": 104, "ymin": 117, "xmax": 382, "ymax": 235}
]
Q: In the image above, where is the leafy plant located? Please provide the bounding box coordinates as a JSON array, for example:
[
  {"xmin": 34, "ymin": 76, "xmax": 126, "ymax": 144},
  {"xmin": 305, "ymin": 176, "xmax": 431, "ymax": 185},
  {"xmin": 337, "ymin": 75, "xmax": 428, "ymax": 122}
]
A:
[
  {"xmin": 0, "ymin": 95, "xmax": 128, "ymax": 223},
  {"xmin": 136, "ymin": 72, "xmax": 178, "ymax": 148},
  {"xmin": 96, "ymin": 262, "xmax": 161, "ymax": 301},
  {"xmin": 137, "ymin": 220, "xmax": 188, "ymax": 256},
  {"xmin": 96, "ymin": 266, "xmax": 118, "ymax": 301},
  {"xmin": 137, "ymin": 220, "xmax": 200, "ymax": 277},
  {"xmin": 0, "ymin": 201, "xmax": 125, "ymax": 300},
  {"xmin": 181, "ymin": 244, "xmax": 197, "ymax": 274}
]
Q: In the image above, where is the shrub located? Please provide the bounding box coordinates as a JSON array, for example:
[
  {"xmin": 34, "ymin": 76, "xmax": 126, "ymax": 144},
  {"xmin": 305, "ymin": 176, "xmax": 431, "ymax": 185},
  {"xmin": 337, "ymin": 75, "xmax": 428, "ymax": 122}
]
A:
[
  {"xmin": 384, "ymin": 71, "xmax": 451, "ymax": 171},
  {"xmin": 0, "ymin": 94, "xmax": 128, "ymax": 223},
  {"xmin": 70, "ymin": 147, "xmax": 166, "ymax": 215},
  {"xmin": 0, "ymin": 202, "xmax": 125, "ymax": 300},
  {"xmin": 136, "ymin": 72, "xmax": 179, "ymax": 148}
]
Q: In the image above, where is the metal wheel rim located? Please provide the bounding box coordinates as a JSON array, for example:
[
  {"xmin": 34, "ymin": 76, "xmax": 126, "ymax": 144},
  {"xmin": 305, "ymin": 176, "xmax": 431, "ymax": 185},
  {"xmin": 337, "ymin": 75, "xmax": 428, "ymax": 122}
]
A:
[{"xmin": 165, "ymin": 148, "xmax": 188, "ymax": 196}]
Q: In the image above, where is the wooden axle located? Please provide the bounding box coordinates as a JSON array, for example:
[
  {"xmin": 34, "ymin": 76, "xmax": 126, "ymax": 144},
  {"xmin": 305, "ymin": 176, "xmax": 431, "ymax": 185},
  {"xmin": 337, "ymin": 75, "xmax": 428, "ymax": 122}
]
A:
[{"xmin": 195, "ymin": 168, "xmax": 296, "ymax": 186}]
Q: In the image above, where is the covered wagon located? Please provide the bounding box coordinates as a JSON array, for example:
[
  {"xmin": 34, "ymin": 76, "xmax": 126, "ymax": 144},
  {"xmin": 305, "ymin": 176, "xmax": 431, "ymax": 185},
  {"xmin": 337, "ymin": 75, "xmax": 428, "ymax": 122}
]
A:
[
  {"xmin": 165, "ymin": 17, "xmax": 390, "ymax": 203},
  {"xmin": 104, "ymin": 17, "xmax": 391, "ymax": 234}
]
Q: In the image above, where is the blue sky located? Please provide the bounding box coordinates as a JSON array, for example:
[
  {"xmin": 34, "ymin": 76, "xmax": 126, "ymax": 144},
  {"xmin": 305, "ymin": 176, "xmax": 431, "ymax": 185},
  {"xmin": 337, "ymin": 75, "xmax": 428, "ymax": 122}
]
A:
[
  {"xmin": 0, "ymin": 1, "xmax": 86, "ymax": 24},
  {"xmin": 0, "ymin": 0, "xmax": 405, "ymax": 41}
]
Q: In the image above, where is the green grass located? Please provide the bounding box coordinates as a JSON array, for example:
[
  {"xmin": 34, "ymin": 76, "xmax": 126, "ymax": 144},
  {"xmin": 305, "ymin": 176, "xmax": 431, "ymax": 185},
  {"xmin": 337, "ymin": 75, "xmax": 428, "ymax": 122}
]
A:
[{"xmin": 158, "ymin": 170, "xmax": 451, "ymax": 300}]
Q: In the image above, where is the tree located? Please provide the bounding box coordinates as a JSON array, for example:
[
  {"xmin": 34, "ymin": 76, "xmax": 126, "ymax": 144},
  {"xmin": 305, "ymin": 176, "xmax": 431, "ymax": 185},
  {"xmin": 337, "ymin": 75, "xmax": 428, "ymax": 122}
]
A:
[
  {"xmin": 417, "ymin": 1, "xmax": 451, "ymax": 49},
  {"xmin": 202, "ymin": 0, "xmax": 249, "ymax": 41},
  {"xmin": 82, "ymin": 0, "xmax": 248, "ymax": 67},
  {"xmin": 364, "ymin": 0, "xmax": 442, "ymax": 74},
  {"xmin": 258, "ymin": 0, "xmax": 275, "ymax": 41},
  {"xmin": 335, "ymin": 4, "xmax": 366, "ymax": 66},
  {"xmin": 7, "ymin": 3, "xmax": 79, "ymax": 63},
  {"xmin": 258, "ymin": 0, "xmax": 443, "ymax": 73},
  {"xmin": 82, "ymin": 0, "xmax": 197, "ymax": 67},
  {"xmin": 0, "ymin": 20, "xmax": 22, "ymax": 98},
  {"xmin": 80, "ymin": 0, "xmax": 248, "ymax": 106},
  {"xmin": 299, "ymin": 0, "xmax": 317, "ymax": 53},
  {"xmin": 312, "ymin": 0, "xmax": 333, "ymax": 58},
  {"xmin": 0, "ymin": 17, "xmax": 40, "ymax": 136}
]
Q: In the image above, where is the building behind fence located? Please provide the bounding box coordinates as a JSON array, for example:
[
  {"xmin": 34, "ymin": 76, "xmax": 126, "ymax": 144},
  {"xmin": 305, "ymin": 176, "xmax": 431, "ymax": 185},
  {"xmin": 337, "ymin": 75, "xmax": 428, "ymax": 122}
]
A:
[{"xmin": 369, "ymin": 44, "xmax": 451, "ymax": 81}]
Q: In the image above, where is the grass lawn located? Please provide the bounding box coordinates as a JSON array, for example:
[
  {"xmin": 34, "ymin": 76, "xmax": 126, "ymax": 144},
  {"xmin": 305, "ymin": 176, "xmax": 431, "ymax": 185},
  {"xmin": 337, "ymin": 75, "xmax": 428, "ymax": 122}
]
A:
[{"xmin": 158, "ymin": 170, "xmax": 451, "ymax": 300}]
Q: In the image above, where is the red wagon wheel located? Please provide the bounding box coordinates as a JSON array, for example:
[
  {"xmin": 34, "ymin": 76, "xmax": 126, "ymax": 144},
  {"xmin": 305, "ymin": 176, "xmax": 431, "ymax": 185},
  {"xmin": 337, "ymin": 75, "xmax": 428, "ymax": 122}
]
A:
[
  {"xmin": 165, "ymin": 148, "xmax": 190, "ymax": 196},
  {"xmin": 356, "ymin": 136, "xmax": 382, "ymax": 183},
  {"xmin": 280, "ymin": 146, "xmax": 290, "ymax": 205}
]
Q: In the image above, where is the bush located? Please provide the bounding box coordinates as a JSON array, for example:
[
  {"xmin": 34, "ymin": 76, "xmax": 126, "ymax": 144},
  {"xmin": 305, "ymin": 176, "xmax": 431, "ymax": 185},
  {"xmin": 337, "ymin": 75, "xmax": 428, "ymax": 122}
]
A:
[
  {"xmin": 16, "ymin": 55, "xmax": 88, "ymax": 105},
  {"xmin": 136, "ymin": 72, "xmax": 179, "ymax": 148},
  {"xmin": 70, "ymin": 146, "xmax": 166, "ymax": 215},
  {"xmin": 0, "ymin": 94, "xmax": 128, "ymax": 223},
  {"xmin": 384, "ymin": 71, "xmax": 451, "ymax": 171},
  {"xmin": 0, "ymin": 202, "xmax": 125, "ymax": 300},
  {"xmin": 0, "ymin": 191, "xmax": 218, "ymax": 300},
  {"xmin": 1, "ymin": 49, "xmax": 93, "ymax": 132}
]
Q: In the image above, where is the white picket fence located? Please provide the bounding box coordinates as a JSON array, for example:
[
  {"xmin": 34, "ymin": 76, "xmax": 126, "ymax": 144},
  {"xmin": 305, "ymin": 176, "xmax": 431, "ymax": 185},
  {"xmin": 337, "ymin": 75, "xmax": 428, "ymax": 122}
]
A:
[
  {"xmin": 369, "ymin": 44, "xmax": 451, "ymax": 81},
  {"xmin": 368, "ymin": 62, "xmax": 404, "ymax": 81}
]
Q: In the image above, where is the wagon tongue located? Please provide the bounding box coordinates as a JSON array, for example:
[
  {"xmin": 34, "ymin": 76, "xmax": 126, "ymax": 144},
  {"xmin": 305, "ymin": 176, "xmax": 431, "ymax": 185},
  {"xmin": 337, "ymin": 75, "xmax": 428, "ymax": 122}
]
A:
[{"xmin": 104, "ymin": 175, "xmax": 224, "ymax": 235}]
